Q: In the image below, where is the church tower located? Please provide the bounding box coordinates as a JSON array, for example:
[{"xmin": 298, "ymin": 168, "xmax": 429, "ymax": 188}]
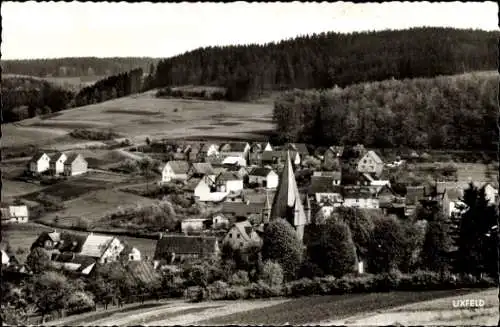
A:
[{"xmin": 270, "ymin": 151, "xmax": 307, "ymax": 241}]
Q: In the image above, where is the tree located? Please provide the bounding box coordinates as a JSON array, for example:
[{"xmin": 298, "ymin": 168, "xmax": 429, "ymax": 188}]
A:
[
  {"xmin": 26, "ymin": 247, "xmax": 51, "ymax": 274},
  {"xmin": 138, "ymin": 157, "xmax": 156, "ymax": 193},
  {"xmin": 418, "ymin": 204, "xmax": 453, "ymax": 272},
  {"xmin": 30, "ymin": 271, "xmax": 74, "ymax": 322},
  {"xmin": 261, "ymin": 219, "xmax": 303, "ymax": 281},
  {"xmin": 456, "ymin": 183, "xmax": 499, "ymax": 277},
  {"xmin": 367, "ymin": 216, "xmax": 409, "ymax": 273},
  {"xmin": 259, "ymin": 261, "xmax": 284, "ymax": 287},
  {"xmin": 308, "ymin": 220, "xmax": 357, "ymax": 277}
]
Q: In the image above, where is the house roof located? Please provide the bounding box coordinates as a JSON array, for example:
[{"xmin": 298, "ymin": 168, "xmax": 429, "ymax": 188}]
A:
[
  {"xmin": 242, "ymin": 190, "xmax": 276, "ymax": 204},
  {"xmin": 65, "ymin": 153, "xmax": 86, "ymax": 164},
  {"xmin": 230, "ymin": 220, "xmax": 257, "ymax": 242},
  {"xmin": 190, "ymin": 162, "xmax": 215, "ymax": 175},
  {"xmin": 248, "ymin": 167, "xmax": 273, "ymax": 177},
  {"xmin": 183, "ymin": 178, "xmax": 201, "ymax": 192},
  {"xmin": 285, "ymin": 143, "xmax": 309, "ymax": 155},
  {"xmin": 222, "ymin": 201, "xmax": 265, "ymax": 217},
  {"xmin": 200, "ymin": 143, "xmax": 220, "ymax": 152},
  {"xmin": 154, "ymin": 235, "xmax": 218, "ymax": 260},
  {"xmin": 261, "ymin": 150, "xmax": 298, "ymax": 162},
  {"xmin": 30, "ymin": 152, "xmax": 47, "ymax": 163},
  {"xmin": 217, "ymin": 171, "xmax": 243, "ymax": 182},
  {"xmin": 326, "ymin": 146, "xmax": 344, "ymax": 157},
  {"xmin": 270, "ymin": 151, "xmax": 307, "ymax": 227},
  {"xmin": 166, "ymin": 160, "xmax": 190, "ymax": 174},
  {"xmin": 405, "ymin": 186, "xmax": 425, "ymax": 205},
  {"xmin": 49, "ymin": 152, "xmax": 66, "ymax": 163},
  {"xmin": 309, "ymin": 176, "xmax": 341, "ymax": 194},
  {"xmin": 364, "ymin": 150, "xmax": 383, "ymax": 164},
  {"xmin": 79, "ymin": 234, "xmax": 115, "ymax": 258},
  {"xmin": 220, "ymin": 142, "xmax": 248, "ymax": 152},
  {"xmin": 447, "ymin": 188, "xmax": 463, "ymax": 202},
  {"xmin": 342, "ymin": 186, "xmax": 374, "ymax": 199}
]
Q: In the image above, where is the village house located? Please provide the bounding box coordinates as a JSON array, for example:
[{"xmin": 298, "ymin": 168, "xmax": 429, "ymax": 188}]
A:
[
  {"xmin": 199, "ymin": 143, "xmax": 220, "ymax": 159},
  {"xmin": 181, "ymin": 218, "xmax": 210, "ymax": 234},
  {"xmin": 285, "ymin": 143, "xmax": 309, "ymax": 157},
  {"xmin": 270, "ymin": 151, "xmax": 309, "ymax": 241},
  {"xmin": 312, "ymin": 171, "xmax": 342, "ymax": 185},
  {"xmin": 128, "ymin": 247, "xmax": 141, "ymax": 261},
  {"xmin": 322, "ymin": 146, "xmax": 344, "ymax": 170},
  {"xmin": 248, "ymin": 142, "xmax": 272, "ymax": 166},
  {"xmin": 191, "ymin": 176, "xmax": 229, "ymax": 203},
  {"xmin": 221, "ymin": 200, "xmax": 271, "ymax": 223},
  {"xmin": 219, "ymin": 142, "xmax": 251, "ymax": 166},
  {"xmin": 482, "ymin": 183, "xmax": 499, "ymax": 205},
  {"xmin": 153, "ymin": 235, "xmax": 220, "ymax": 268},
  {"xmin": 308, "ymin": 176, "xmax": 343, "ymax": 206},
  {"xmin": 28, "ymin": 152, "xmax": 51, "ymax": 174},
  {"xmin": 188, "ymin": 162, "xmax": 216, "ymax": 180},
  {"xmin": 261, "ymin": 150, "xmax": 301, "ymax": 167},
  {"xmin": 1, "ymin": 205, "xmax": 29, "ymax": 224},
  {"xmin": 49, "ymin": 152, "xmax": 67, "ymax": 176},
  {"xmin": 421, "ymin": 181, "xmax": 450, "ymax": 217},
  {"xmin": 187, "ymin": 143, "xmax": 202, "ymax": 162},
  {"xmin": 247, "ymin": 167, "xmax": 279, "ymax": 189},
  {"xmin": 161, "ymin": 160, "xmax": 190, "ymax": 183},
  {"xmin": 357, "ymin": 150, "xmax": 384, "ymax": 177},
  {"xmin": 215, "ymin": 171, "xmax": 244, "ymax": 193},
  {"xmin": 340, "ymin": 145, "xmax": 368, "ymax": 185},
  {"xmin": 226, "ymin": 164, "xmax": 249, "ymax": 180},
  {"xmin": 212, "ymin": 213, "xmax": 230, "ymax": 229},
  {"xmin": 447, "ymin": 188, "xmax": 465, "ymax": 218},
  {"xmin": 223, "ymin": 220, "xmax": 263, "ymax": 251},
  {"xmin": 342, "ymin": 186, "xmax": 379, "ymax": 209},
  {"xmin": 63, "ymin": 153, "xmax": 88, "ymax": 176}
]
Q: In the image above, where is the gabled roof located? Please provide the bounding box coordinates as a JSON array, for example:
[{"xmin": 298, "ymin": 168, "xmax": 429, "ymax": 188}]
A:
[
  {"xmin": 220, "ymin": 142, "xmax": 249, "ymax": 153},
  {"xmin": 230, "ymin": 220, "xmax": 258, "ymax": 242},
  {"xmin": 222, "ymin": 201, "xmax": 265, "ymax": 217},
  {"xmin": 49, "ymin": 152, "xmax": 66, "ymax": 163},
  {"xmin": 248, "ymin": 167, "xmax": 274, "ymax": 177},
  {"xmin": 216, "ymin": 171, "xmax": 243, "ymax": 182},
  {"xmin": 285, "ymin": 143, "xmax": 309, "ymax": 156},
  {"xmin": 65, "ymin": 153, "xmax": 85, "ymax": 164},
  {"xmin": 154, "ymin": 235, "xmax": 218, "ymax": 260},
  {"xmin": 190, "ymin": 162, "xmax": 215, "ymax": 175},
  {"xmin": 270, "ymin": 151, "xmax": 307, "ymax": 227},
  {"xmin": 405, "ymin": 185, "xmax": 425, "ymax": 205},
  {"xmin": 79, "ymin": 234, "xmax": 115, "ymax": 258},
  {"xmin": 30, "ymin": 152, "xmax": 48, "ymax": 163},
  {"xmin": 342, "ymin": 186, "xmax": 375, "ymax": 199},
  {"xmin": 184, "ymin": 178, "xmax": 202, "ymax": 192},
  {"xmin": 309, "ymin": 176, "xmax": 342, "ymax": 194},
  {"xmin": 166, "ymin": 160, "xmax": 190, "ymax": 174}
]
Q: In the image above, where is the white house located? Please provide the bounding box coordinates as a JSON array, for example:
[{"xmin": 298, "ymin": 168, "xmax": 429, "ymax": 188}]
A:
[
  {"xmin": 248, "ymin": 167, "xmax": 279, "ymax": 189},
  {"xmin": 29, "ymin": 152, "xmax": 51, "ymax": 174},
  {"xmin": 49, "ymin": 152, "xmax": 67, "ymax": 175},
  {"xmin": 342, "ymin": 187, "xmax": 379, "ymax": 209},
  {"xmin": 222, "ymin": 220, "xmax": 262, "ymax": 251},
  {"xmin": 181, "ymin": 218, "xmax": 207, "ymax": 234},
  {"xmin": 212, "ymin": 214, "xmax": 230, "ymax": 229},
  {"xmin": 1, "ymin": 205, "xmax": 29, "ymax": 224},
  {"xmin": 1, "ymin": 250, "xmax": 11, "ymax": 266},
  {"xmin": 63, "ymin": 153, "xmax": 88, "ymax": 176},
  {"xmin": 128, "ymin": 247, "xmax": 141, "ymax": 261},
  {"xmin": 357, "ymin": 150, "xmax": 384, "ymax": 177},
  {"xmin": 215, "ymin": 171, "xmax": 244, "ymax": 193},
  {"xmin": 483, "ymin": 183, "xmax": 499, "ymax": 205},
  {"xmin": 161, "ymin": 160, "xmax": 190, "ymax": 183},
  {"xmin": 222, "ymin": 156, "xmax": 247, "ymax": 167},
  {"xmin": 79, "ymin": 233, "xmax": 125, "ymax": 264}
]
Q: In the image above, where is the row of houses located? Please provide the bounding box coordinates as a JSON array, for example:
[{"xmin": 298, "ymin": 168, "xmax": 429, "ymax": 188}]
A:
[
  {"xmin": 1, "ymin": 205, "xmax": 29, "ymax": 224},
  {"xmin": 28, "ymin": 152, "xmax": 88, "ymax": 176}
]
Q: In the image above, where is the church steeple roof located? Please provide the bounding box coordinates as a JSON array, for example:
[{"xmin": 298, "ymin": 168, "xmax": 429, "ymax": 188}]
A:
[{"xmin": 270, "ymin": 151, "xmax": 307, "ymax": 227}]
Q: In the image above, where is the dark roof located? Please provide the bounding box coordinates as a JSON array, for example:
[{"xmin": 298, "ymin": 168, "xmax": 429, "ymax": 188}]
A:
[
  {"xmin": 190, "ymin": 162, "xmax": 215, "ymax": 175},
  {"xmin": 313, "ymin": 171, "xmax": 341, "ymax": 179},
  {"xmin": 217, "ymin": 171, "xmax": 243, "ymax": 182},
  {"xmin": 285, "ymin": 143, "xmax": 309, "ymax": 155},
  {"xmin": 154, "ymin": 235, "xmax": 218, "ymax": 260},
  {"xmin": 167, "ymin": 160, "xmax": 190, "ymax": 174},
  {"xmin": 309, "ymin": 176, "xmax": 342, "ymax": 194},
  {"xmin": 405, "ymin": 186, "xmax": 425, "ymax": 205},
  {"xmin": 220, "ymin": 142, "xmax": 248, "ymax": 152},
  {"xmin": 65, "ymin": 153, "xmax": 84, "ymax": 164},
  {"xmin": 248, "ymin": 167, "xmax": 273, "ymax": 177},
  {"xmin": 342, "ymin": 186, "xmax": 375, "ymax": 199},
  {"xmin": 183, "ymin": 178, "xmax": 201, "ymax": 192},
  {"xmin": 49, "ymin": 152, "xmax": 65, "ymax": 163},
  {"xmin": 222, "ymin": 201, "xmax": 265, "ymax": 217},
  {"xmin": 30, "ymin": 152, "xmax": 47, "ymax": 162},
  {"xmin": 57, "ymin": 232, "xmax": 87, "ymax": 253},
  {"xmin": 261, "ymin": 150, "xmax": 298, "ymax": 162}
]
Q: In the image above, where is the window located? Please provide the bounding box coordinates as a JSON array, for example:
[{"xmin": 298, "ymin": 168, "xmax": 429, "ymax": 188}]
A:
[
  {"xmin": 240, "ymin": 242, "xmax": 244, "ymax": 248},
  {"xmin": 237, "ymin": 234, "xmax": 240, "ymax": 238},
  {"xmin": 229, "ymin": 233, "xmax": 233, "ymax": 238}
]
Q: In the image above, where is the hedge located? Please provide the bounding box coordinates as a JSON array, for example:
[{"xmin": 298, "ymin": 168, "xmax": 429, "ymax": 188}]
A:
[{"xmin": 186, "ymin": 271, "xmax": 497, "ymax": 302}]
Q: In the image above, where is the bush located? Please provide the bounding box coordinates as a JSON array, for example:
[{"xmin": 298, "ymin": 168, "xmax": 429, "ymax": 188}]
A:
[
  {"xmin": 66, "ymin": 291, "xmax": 95, "ymax": 315},
  {"xmin": 260, "ymin": 261, "xmax": 284, "ymax": 287},
  {"xmin": 229, "ymin": 270, "xmax": 250, "ymax": 286},
  {"xmin": 70, "ymin": 128, "xmax": 121, "ymax": 141},
  {"xmin": 206, "ymin": 280, "xmax": 229, "ymax": 300}
]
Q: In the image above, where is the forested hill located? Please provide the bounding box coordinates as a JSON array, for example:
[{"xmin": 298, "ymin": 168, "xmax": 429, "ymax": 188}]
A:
[
  {"xmin": 151, "ymin": 27, "xmax": 498, "ymax": 94},
  {"xmin": 273, "ymin": 71, "xmax": 499, "ymax": 151},
  {"xmin": 2, "ymin": 57, "xmax": 160, "ymax": 78}
]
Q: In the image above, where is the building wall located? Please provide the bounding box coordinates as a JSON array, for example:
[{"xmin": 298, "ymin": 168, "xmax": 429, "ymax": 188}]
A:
[
  {"xmin": 194, "ymin": 181, "xmax": 211, "ymax": 199},
  {"xmin": 266, "ymin": 172, "xmax": 279, "ymax": 189},
  {"xmin": 357, "ymin": 153, "xmax": 383, "ymax": 176},
  {"xmin": 31, "ymin": 155, "xmax": 50, "ymax": 173},
  {"xmin": 223, "ymin": 227, "xmax": 262, "ymax": 250},
  {"xmin": 69, "ymin": 156, "xmax": 88, "ymax": 176},
  {"xmin": 219, "ymin": 180, "xmax": 243, "ymax": 193},
  {"xmin": 315, "ymin": 193, "xmax": 343, "ymax": 204},
  {"xmin": 162, "ymin": 164, "xmax": 188, "ymax": 183},
  {"xmin": 100, "ymin": 238, "xmax": 125, "ymax": 264},
  {"xmin": 181, "ymin": 220, "xmax": 205, "ymax": 233},
  {"xmin": 343, "ymin": 198, "xmax": 380, "ymax": 209}
]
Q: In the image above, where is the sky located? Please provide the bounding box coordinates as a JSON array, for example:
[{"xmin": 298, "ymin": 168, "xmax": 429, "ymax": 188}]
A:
[{"xmin": 2, "ymin": 1, "xmax": 498, "ymax": 60}]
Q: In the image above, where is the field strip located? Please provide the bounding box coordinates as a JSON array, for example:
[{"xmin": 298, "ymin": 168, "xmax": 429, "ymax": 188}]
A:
[
  {"xmin": 82, "ymin": 302, "xmax": 190, "ymax": 326},
  {"xmin": 314, "ymin": 289, "xmax": 498, "ymax": 326},
  {"xmin": 146, "ymin": 299, "xmax": 290, "ymax": 326}
]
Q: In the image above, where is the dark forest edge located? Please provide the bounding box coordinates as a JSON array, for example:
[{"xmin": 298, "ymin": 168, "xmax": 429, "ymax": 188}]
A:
[{"xmin": 3, "ymin": 27, "xmax": 499, "ymax": 151}]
